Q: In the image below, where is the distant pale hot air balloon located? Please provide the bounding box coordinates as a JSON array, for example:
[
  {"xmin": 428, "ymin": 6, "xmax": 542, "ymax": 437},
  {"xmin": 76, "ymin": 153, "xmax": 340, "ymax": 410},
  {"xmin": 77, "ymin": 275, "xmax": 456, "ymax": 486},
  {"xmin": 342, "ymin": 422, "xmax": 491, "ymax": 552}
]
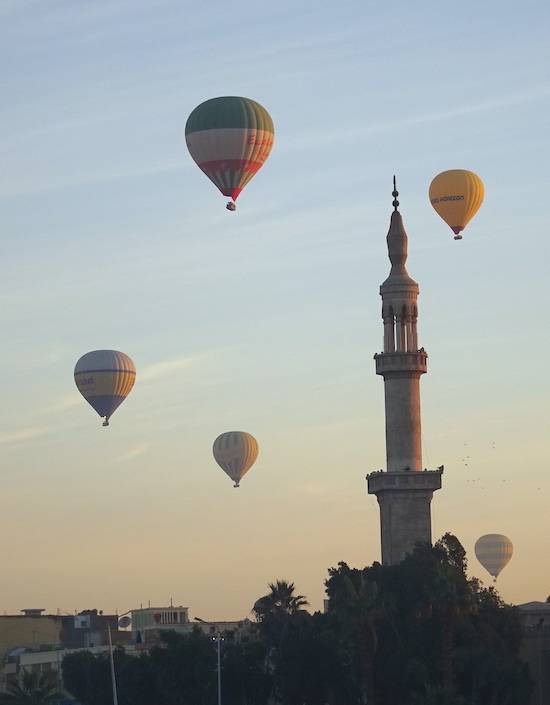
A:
[
  {"xmin": 185, "ymin": 96, "xmax": 274, "ymax": 211},
  {"xmin": 213, "ymin": 431, "xmax": 259, "ymax": 487},
  {"xmin": 474, "ymin": 534, "xmax": 513, "ymax": 582},
  {"xmin": 74, "ymin": 350, "xmax": 136, "ymax": 427},
  {"xmin": 429, "ymin": 169, "xmax": 484, "ymax": 240}
]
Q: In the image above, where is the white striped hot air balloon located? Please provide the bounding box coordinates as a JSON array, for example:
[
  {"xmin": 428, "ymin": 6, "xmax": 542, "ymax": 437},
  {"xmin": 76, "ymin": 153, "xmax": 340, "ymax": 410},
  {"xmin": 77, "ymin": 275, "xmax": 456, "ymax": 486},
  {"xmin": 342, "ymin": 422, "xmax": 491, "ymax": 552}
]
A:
[
  {"xmin": 212, "ymin": 431, "xmax": 259, "ymax": 487},
  {"xmin": 474, "ymin": 534, "xmax": 513, "ymax": 582},
  {"xmin": 74, "ymin": 350, "xmax": 136, "ymax": 427},
  {"xmin": 185, "ymin": 97, "xmax": 274, "ymax": 211}
]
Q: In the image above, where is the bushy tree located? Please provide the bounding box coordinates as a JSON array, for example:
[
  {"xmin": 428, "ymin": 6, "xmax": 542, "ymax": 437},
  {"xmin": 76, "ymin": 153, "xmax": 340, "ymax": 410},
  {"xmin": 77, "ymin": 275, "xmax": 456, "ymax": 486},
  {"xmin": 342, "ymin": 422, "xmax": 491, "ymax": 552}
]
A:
[{"xmin": 61, "ymin": 534, "xmax": 532, "ymax": 705}]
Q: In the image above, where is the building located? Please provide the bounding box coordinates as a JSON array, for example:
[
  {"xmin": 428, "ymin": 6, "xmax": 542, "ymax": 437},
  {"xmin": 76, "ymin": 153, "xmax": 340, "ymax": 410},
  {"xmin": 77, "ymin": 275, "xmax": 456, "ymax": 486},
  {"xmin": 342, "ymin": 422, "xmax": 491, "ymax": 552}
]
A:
[
  {"xmin": 0, "ymin": 609, "xmax": 126, "ymax": 657},
  {"xmin": 518, "ymin": 601, "xmax": 550, "ymax": 705},
  {"xmin": 0, "ymin": 611, "xmax": 63, "ymax": 659},
  {"xmin": 367, "ymin": 181, "xmax": 443, "ymax": 565},
  {"xmin": 130, "ymin": 606, "xmax": 249, "ymax": 647},
  {"xmin": 1, "ymin": 644, "xmax": 140, "ymax": 695},
  {"xmin": 0, "ymin": 608, "xmax": 129, "ymax": 692},
  {"xmin": 131, "ymin": 606, "xmax": 189, "ymax": 646}
]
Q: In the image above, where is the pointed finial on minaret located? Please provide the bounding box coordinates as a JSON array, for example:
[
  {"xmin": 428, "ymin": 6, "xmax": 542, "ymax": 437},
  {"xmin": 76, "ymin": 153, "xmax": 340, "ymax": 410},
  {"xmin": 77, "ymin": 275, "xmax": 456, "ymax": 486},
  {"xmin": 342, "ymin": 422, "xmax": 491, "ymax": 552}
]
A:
[
  {"xmin": 392, "ymin": 175, "xmax": 399, "ymax": 212},
  {"xmin": 385, "ymin": 176, "xmax": 409, "ymax": 275}
]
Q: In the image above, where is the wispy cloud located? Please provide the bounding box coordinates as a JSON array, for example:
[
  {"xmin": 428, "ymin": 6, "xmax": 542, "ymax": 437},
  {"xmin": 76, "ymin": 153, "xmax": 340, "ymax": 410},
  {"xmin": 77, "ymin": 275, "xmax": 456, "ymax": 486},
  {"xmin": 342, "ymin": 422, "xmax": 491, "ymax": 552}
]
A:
[
  {"xmin": 0, "ymin": 426, "xmax": 50, "ymax": 446},
  {"xmin": 140, "ymin": 355, "xmax": 198, "ymax": 382},
  {"xmin": 283, "ymin": 87, "xmax": 550, "ymax": 153},
  {"xmin": 42, "ymin": 394, "xmax": 82, "ymax": 414},
  {"xmin": 116, "ymin": 442, "xmax": 150, "ymax": 462},
  {"xmin": 0, "ymin": 160, "xmax": 188, "ymax": 201}
]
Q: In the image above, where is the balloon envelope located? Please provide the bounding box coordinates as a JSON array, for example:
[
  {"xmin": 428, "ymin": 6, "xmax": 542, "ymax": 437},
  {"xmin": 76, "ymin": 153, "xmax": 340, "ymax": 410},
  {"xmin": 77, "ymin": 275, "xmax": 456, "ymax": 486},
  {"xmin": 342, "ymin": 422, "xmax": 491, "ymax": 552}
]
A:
[
  {"xmin": 212, "ymin": 431, "xmax": 259, "ymax": 487},
  {"xmin": 474, "ymin": 534, "xmax": 513, "ymax": 581},
  {"xmin": 429, "ymin": 169, "xmax": 484, "ymax": 239},
  {"xmin": 185, "ymin": 96, "xmax": 274, "ymax": 207},
  {"xmin": 74, "ymin": 350, "xmax": 136, "ymax": 426}
]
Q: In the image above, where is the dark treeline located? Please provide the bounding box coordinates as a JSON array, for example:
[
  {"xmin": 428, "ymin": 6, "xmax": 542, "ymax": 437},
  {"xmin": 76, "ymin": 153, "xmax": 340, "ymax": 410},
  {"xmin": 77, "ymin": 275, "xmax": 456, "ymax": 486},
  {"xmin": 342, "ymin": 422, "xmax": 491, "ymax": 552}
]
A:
[{"xmin": 62, "ymin": 534, "xmax": 532, "ymax": 705}]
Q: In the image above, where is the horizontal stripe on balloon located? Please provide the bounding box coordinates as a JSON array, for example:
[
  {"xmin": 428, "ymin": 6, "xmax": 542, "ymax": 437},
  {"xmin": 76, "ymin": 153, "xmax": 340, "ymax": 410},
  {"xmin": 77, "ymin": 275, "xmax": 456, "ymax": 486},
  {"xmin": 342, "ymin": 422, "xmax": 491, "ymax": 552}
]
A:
[
  {"xmin": 75, "ymin": 370, "xmax": 135, "ymax": 398},
  {"xmin": 186, "ymin": 128, "xmax": 274, "ymax": 164},
  {"xmin": 74, "ymin": 369, "xmax": 136, "ymax": 375},
  {"xmin": 197, "ymin": 160, "xmax": 265, "ymax": 199},
  {"xmin": 82, "ymin": 394, "xmax": 128, "ymax": 419}
]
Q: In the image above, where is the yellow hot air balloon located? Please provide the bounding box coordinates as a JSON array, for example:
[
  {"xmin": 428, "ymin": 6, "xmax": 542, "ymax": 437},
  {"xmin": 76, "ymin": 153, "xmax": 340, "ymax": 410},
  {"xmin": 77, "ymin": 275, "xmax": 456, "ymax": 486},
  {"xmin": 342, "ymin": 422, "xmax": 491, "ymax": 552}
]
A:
[
  {"xmin": 212, "ymin": 431, "xmax": 259, "ymax": 487},
  {"xmin": 429, "ymin": 169, "xmax": 484, "ymax": 240},
  {"xmin": 474, "ymin": 534, "xmax": 513, "ymax": 582},
  {"xmin": 74, "ymin": 350, "xmax": 136, "ymax": 427}
]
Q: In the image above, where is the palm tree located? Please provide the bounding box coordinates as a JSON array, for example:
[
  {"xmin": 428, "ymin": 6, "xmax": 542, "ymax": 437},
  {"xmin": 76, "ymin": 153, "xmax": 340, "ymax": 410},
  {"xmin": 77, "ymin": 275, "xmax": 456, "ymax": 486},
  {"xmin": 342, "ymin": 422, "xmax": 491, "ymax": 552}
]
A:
[
  {"xmin": 252, "ymin": 580, "xmax": 309, "ymax": 705},
  {"xmin": 327, "ymin": 565, "xmax": 384, "ymax": 705},
  {"xmin": 0, "ymin": 671, "xmax": 62, "ymax": 705},
  {"xmin": 252, "ymin": 580, "xmax": 308, "ymax": 622}
]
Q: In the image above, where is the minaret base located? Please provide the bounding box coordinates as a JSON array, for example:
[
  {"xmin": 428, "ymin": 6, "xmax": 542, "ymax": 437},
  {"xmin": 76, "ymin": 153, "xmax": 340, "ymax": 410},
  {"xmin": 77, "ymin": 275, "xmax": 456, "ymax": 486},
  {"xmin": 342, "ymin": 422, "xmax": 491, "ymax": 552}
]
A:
[{"xmin": 367, "ymin": 468, "xmax": 443, "ymax": 565}]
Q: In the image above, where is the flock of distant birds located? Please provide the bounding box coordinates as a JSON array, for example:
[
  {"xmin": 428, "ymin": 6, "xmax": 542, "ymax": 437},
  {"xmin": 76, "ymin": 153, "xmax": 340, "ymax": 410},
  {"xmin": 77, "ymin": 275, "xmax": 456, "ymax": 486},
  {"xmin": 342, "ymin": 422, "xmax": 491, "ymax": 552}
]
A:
[{"xmin": 70, "ymin": 95, "xmax": 504, "ymax": 577}]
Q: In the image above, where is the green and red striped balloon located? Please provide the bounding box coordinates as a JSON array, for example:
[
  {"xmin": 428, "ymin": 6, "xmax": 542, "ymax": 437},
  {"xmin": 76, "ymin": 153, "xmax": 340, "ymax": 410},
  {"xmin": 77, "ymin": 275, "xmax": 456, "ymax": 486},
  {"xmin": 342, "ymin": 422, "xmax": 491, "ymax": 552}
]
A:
[{"xmin": 185, "ymin": 96, "xmax": 274, "ymax": 210}]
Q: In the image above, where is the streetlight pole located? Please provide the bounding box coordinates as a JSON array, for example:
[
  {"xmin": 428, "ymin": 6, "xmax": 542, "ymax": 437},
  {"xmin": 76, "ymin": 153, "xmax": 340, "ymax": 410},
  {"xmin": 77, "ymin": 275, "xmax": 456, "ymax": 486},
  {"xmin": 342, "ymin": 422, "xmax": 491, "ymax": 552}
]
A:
[
  {"xmin": 195, "ymin": 617, "xmax": 222, "ymax": 705},
  {"xmin": 107, "ymin": 624, "xmax": 118, "ymax": 705}
]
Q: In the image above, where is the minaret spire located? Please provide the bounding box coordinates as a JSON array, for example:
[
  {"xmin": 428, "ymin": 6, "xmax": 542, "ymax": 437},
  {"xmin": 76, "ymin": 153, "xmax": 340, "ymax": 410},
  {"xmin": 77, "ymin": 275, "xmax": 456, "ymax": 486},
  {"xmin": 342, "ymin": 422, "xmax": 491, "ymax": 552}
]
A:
[{"xmin": 367, "ymin": 180, "xmax": 443, "ymax": 566}]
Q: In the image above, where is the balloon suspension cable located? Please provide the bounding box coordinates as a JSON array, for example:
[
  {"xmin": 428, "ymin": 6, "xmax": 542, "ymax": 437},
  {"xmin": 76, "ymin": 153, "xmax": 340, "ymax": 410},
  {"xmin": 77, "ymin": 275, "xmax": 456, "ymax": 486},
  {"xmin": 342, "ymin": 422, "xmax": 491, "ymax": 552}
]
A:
[
  {"xmin": 102, "ymin": 417, "xmax": 110, "ymax": 427},
  {"xmin": 392, "ymin": 175, "xmax": 399, "ymax": 212},
  {"xmin": 226, "ymin": 201, "xmax": 236, "ymax": 211}
]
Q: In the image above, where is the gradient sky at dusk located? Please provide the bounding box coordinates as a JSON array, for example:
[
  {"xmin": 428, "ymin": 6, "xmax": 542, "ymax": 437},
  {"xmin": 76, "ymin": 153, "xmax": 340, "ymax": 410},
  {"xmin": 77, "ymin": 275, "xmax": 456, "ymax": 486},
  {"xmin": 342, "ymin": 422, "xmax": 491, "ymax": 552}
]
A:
[{"xmin": 1, "ymin": 0, "xmax": 549, "ymax": 619}]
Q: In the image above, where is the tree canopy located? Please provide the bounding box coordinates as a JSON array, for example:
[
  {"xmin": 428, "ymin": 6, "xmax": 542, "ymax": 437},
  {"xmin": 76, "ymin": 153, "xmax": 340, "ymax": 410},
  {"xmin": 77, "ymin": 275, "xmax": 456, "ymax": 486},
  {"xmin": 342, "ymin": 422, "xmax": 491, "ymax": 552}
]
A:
[{"xmin": 61, "ymin": 534, "xmax": 532, "ymax": 705}]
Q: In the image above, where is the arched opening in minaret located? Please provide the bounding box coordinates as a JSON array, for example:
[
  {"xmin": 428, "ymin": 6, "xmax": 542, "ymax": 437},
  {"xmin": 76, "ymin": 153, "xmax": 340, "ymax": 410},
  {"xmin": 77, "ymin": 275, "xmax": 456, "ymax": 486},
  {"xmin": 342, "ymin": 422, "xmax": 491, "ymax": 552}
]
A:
[{"xmin": 396, "ymin": 305, "xmax": 408, "ymax": 352}]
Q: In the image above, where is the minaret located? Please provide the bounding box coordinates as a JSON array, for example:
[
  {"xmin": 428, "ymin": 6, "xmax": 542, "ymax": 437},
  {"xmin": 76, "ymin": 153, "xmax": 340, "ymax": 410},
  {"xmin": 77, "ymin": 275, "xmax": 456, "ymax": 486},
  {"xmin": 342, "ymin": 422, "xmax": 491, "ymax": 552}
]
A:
[{"xmin": 367, "ymin": 179, "xmax": 443, "ymax": 566}]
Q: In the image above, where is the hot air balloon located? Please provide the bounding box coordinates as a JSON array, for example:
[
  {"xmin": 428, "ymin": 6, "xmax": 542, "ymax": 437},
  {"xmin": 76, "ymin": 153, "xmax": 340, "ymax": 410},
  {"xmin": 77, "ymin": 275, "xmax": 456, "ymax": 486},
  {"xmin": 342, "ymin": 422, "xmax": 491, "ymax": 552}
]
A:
[
  {"xmin": 74, "ymin": 350, "xmax": 136, "ymax": 427},
  {"xmin": 429, "ymin": 169, "xmax": 484, "ymax": 240},
  {"xmin": 474, "ymin": 534, "xmax": 513, "ymax": 582},
  {"xmin": 212, "ymin": 431, "xmax": 259, "ymax": 487},
  {"xmin": 185, "ymin": 96, "xmax": 274, "ymax": 211}
]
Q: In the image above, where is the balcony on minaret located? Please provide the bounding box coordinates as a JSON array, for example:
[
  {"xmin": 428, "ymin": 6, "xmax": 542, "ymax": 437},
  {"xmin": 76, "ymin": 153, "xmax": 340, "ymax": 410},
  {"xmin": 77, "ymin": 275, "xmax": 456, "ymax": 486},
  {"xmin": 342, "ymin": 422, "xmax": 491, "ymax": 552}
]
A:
[{"xmin": 374, "ymin": 350, "xmax": 427, "ymax": 376}]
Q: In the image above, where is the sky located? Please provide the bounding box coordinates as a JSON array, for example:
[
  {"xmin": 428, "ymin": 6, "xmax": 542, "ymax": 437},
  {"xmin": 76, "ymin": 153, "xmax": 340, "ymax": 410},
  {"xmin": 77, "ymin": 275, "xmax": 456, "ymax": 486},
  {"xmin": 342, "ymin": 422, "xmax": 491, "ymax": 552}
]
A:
[{"xmin": 1, "ymin": 0, "xmax": 549, "ymax": 620}]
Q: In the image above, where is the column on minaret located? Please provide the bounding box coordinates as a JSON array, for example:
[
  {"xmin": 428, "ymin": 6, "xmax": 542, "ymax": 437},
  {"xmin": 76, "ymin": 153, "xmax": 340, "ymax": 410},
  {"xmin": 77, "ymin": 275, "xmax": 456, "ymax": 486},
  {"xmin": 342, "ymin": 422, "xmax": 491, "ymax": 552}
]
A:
[
  {"xmin": 410, "ymin": 306, "xmax": 418, "ymax": 351},
  {"xmin": 383, "ymin": 306, "xmax": 395, "ymax": 352}
]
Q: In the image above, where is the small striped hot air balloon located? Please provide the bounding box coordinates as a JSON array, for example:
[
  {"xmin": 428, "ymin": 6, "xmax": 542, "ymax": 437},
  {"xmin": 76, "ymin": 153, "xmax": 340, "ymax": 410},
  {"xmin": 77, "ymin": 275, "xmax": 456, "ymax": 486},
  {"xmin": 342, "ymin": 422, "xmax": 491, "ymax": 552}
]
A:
[
  {"xmin": 429, "ymin": 169, "xmax": 484, "ymax": 240},
  {"xmin": 212, "ymin": 431, "xmax": 259, "ymax": 487},
  {"xmin": 74, "ymin": 350, "xmax": 136, "ymax": 427},
  {"xmin": 185, "ymin": 96, "xmax": 274, "ymax": 211},
  {"xmin": 474, "ymin": 534, "xmax": 513, "ymax": 582}
]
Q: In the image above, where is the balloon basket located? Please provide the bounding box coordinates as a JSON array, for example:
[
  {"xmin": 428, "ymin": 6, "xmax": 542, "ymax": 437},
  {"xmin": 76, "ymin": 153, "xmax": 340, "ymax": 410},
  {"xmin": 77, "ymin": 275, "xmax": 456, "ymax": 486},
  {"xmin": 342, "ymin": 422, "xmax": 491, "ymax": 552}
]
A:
[{"xmin": 226, "ymin": 201, "xmax": 236, "ymax": 211}]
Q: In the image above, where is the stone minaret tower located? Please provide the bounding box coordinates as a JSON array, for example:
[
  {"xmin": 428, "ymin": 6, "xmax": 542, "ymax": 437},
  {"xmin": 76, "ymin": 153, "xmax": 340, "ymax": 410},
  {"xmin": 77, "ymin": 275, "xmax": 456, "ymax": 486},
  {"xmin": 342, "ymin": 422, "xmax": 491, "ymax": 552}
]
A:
[{"xmin": 367, "ymin": 179, "xmax": 443, "ymax": 566}]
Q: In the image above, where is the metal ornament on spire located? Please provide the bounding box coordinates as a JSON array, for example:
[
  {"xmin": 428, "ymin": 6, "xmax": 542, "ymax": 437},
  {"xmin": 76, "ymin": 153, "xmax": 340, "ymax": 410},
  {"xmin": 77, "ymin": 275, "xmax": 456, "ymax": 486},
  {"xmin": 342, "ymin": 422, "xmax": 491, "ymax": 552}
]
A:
[{"xmin": 392, "ymin": 175, "xmax": 399, "ymax": 212}]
